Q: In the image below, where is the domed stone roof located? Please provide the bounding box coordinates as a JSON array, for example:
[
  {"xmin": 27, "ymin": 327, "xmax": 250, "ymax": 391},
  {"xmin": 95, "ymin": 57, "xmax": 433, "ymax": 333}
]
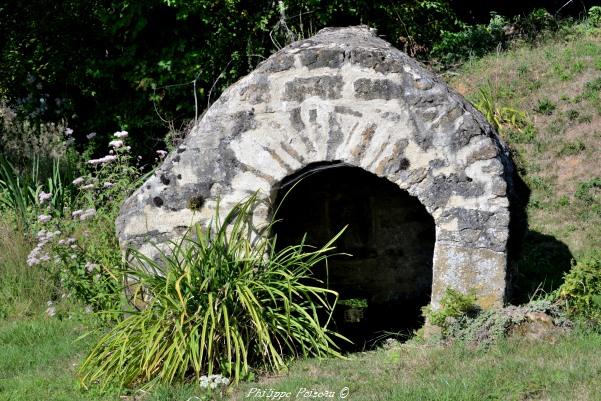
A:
[{"xmin": 117, "ymin": 26, "xmax": 521, "ymax": 309}]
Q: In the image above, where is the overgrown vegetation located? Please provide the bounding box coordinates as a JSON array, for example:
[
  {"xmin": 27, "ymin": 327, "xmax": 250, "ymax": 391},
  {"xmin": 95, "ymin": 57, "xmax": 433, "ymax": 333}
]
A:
[
  {"xmin": 555, "ymin": 250, "xmax": 601, "ymax": 324},
  {"xmin": 80, "ymin": 195, "xmax": 347, "ymax": 388},
  {"xmin": 1, "ymin": 2, "xmax": 595, "ymax": 156},
  {"xmin": 422, "ymin": 289, "xmax": 480, "ymax": 328}
]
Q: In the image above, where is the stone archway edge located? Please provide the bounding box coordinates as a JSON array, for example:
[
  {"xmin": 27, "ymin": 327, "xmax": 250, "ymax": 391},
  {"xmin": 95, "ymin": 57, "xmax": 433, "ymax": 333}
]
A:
[{"xmin": 116, "ymin": 26, "xmax": 516, "ymax": 309}]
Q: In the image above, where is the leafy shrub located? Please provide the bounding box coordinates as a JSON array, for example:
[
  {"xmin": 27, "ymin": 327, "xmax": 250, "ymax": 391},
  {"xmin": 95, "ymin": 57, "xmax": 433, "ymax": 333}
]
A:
[
  {"xmin": 431, "ymin": 14, "xmax": 507, "ymax": 66},
  {"xmin": 0, "ymin": 157, "xmax": 39, "ymax": 228},
  {"xmin": 512, "ymin": 8, "xmax": 558, "ymax": 41},
  {"xmin": 339, "ymin": 298, "xmax": 368, "ymax": 308},
  {"xmin": 0, "ymin": 0, "xmax": 459, "ymax": 150},
  {"xmin": 422, "ymin": 288, "xmax": 480, "ymax": 327},
  {"xmin": 588, "ymin": 6, "xmax": 601, "ymax": 26},
  {"xmin": 79, "ymin": 194, "xmax": 347, "ymax": 388},
  {"xmin": 555, "ymin": 250, "xmax": 601, "ymax": 324}
]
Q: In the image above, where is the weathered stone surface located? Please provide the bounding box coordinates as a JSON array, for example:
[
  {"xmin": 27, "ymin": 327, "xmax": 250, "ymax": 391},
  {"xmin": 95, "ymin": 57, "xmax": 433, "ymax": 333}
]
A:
[{"xmin": 117, "ymin": 26, "xmax": 520, "ymax": 310}]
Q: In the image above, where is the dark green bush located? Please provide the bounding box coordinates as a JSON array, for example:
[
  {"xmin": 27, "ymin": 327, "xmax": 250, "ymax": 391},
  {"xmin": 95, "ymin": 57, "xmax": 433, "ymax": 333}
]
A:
[
  {"xmin": 0, "ymin": 0, "xmax": 459, "ymax": 154},
  {"xmin": 555, "ymin": 250, "xmax": 601, "ymax": 324},
  {"xmin": 430, "ymin": 14, "xmax": 507, "ymax": 66}
]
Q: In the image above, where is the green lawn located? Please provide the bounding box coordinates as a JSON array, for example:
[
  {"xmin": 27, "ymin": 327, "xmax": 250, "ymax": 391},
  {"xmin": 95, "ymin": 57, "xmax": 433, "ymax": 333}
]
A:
[{"xmin": 2, "ymin": 317, "xmax": 601, "ymax": 401}]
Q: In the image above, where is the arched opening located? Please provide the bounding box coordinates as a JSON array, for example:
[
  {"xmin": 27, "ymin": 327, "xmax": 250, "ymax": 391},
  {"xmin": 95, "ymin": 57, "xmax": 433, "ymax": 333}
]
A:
[{"xmin": 272, "ymin": 162, "xmax": 435, "ymax": 349}]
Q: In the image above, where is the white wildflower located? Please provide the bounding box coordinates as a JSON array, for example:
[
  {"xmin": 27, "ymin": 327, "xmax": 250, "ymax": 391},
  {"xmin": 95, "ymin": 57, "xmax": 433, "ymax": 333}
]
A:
[
  {"xmin": 79, "ymin": 208, "xmax": 96, "ymax": 221},
  {"xmin": 65, "ymin": 127, "xmax": 73, "ymax": 136},
  {"xmin": 27, "ymin": 255, "xmax": 40, "ymax": 266},
  {"xmin": 46, "ymin": 305, "xmax": 56, "ymax": 318},
  {"xmin": 84, "ymin": 262, "xmax": 99, "ymax": 273},
  {"xmin": 38, "ymin": 214, "xmax": 52, "ymax": 223},
  {"xmin": 81, "ymin": 183, "xmax": 95, "ymax": 190},
  {"xmin": 88, "ymin": 155, "xmax": 117, "ymax": 165},
  {"xmin": 103, "ymin": 182, "xmax": 114, "ymax": 188},
  {"xmin": 156, "ymin": 150, "xmax": 167, "ymax": 158},
  {"xmin": 113, "ymin": 130, "xmax": 128, "ymax": 138},
  {"xmin": 72, "ymin": 177, "xmax": 85, "ymax": 186},
  {"xmin": 72, "ymin": 209, "xmax": 83, "ymax": 218},
  {"xmin": 100, "ymin": 155, "xmax": 117, "ymax": 163},
  {"xmin": 108, "ymin": 139, "xmax": 123, "ymax": 148},
  {"xmin": 38, "ymin": 191, "xmax": 52, "ymax": 203},
  {"xmin": 86, "ymin": 132, "xmax": 97, "ymax": 139}
]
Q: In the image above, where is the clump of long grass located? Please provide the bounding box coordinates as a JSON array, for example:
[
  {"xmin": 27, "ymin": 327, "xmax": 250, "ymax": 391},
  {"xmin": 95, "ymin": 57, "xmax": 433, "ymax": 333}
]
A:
[
  {"xmin": 79, "ymin": 194, "xmax": 347, "ymax": 389},
  {"xmin": 0, "ymin": 219, "xmax": 55, "ymax": 318}
]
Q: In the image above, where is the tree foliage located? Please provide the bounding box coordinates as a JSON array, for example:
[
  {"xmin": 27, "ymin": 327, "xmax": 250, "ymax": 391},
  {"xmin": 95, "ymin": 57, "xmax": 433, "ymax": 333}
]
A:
[
  {"xmin": 0, "ymin": 0, "xmax": 459, "ymax": 154},
  {"xmin": 1, "ymin": 1, "xmax": 593, "ymax": 157}
]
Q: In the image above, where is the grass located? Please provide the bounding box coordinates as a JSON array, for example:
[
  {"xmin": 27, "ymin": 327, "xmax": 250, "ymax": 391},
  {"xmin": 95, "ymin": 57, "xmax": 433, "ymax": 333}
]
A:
[
  {"xmin": 0, "ymin": 318, "xmax": 117, "ymax": 401},
  {"xmin": 2, "ymin": 316, "xmax": 601, "ymax": 401},
  {"xmin": 0, "ymin": 317, "xmax": 210, "ymax": 400},
  {"xmin": 233, "ymin": 330, "xmax": 601, "ymax": 401},
  {"xmin": 0, "ymin": 218, "xmax": 54, "ymax": 319}
]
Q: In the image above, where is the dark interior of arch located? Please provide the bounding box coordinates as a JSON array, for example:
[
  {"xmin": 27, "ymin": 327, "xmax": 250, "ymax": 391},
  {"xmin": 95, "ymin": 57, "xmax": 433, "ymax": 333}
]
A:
[{"xmin": 272, "ymin": 162, "xmax": 435, "ymax": 350}]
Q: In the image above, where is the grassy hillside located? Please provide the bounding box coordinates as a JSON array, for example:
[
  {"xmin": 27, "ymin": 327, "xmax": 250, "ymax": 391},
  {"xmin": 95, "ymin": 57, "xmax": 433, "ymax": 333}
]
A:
[{"xmin": 450, "ymin": 29, "xmax": 601, "ymax": 257}]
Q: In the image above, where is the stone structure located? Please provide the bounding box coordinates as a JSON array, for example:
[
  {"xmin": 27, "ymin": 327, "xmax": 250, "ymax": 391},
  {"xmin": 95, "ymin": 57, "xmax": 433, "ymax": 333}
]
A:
[{"xmin": 117, "ymin": 26, "xmax": 520, "ymax": 313}]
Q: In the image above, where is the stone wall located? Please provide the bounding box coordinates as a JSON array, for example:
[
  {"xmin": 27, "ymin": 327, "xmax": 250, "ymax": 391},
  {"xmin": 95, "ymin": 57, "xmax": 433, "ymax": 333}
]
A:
[{"xmin": 116, "ymin": 26, "xmax": 517, "ymax": 309}]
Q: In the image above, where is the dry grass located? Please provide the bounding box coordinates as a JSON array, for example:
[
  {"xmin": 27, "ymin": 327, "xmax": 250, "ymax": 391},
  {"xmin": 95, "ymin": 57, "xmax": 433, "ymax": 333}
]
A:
[{"xmin": 0, "ymin": 218, "xmax": 54, "ymax": 318}]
